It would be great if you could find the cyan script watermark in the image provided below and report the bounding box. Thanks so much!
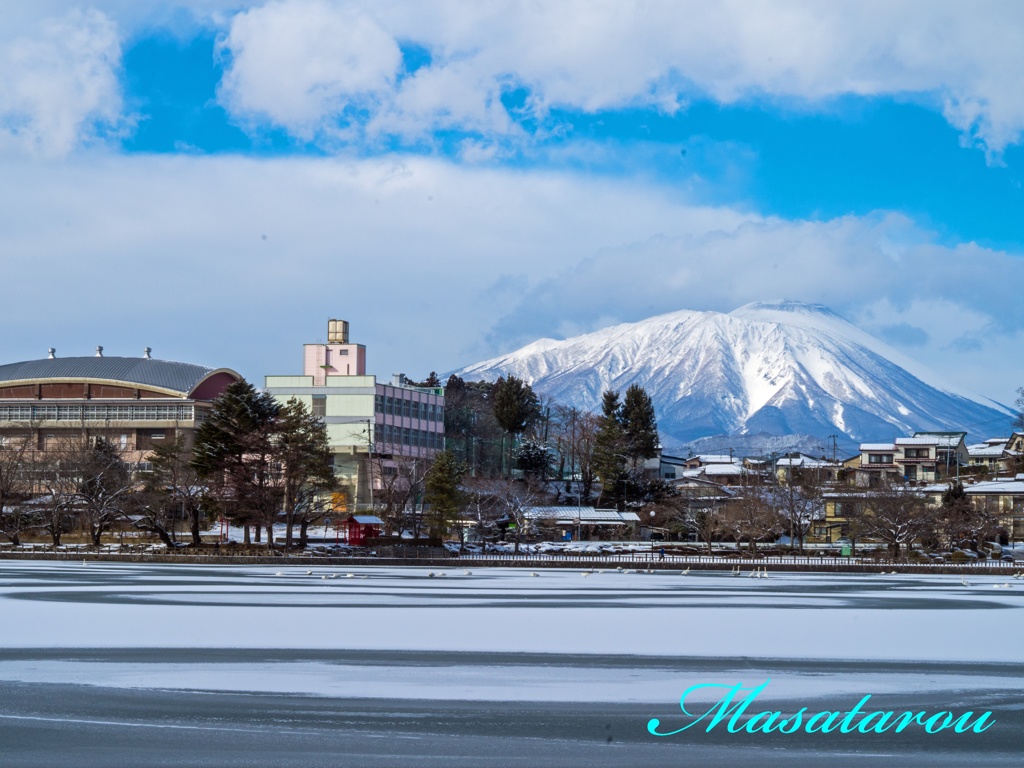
[648,680,994,736]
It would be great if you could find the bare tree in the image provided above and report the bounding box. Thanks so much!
[720,481,781,555]
[123,482,180,547]
[939,481,997,552]
[372,453,428,537]
[0,432,36,547]
[551,406,600,504]
[73,436,135,547]
[775,469,824,553]
[35,450,78,548]
[861,482,935,558]
[467,476,542,554]
[139,435,206,547]
[665,483,729,554]
[0,498,36,548]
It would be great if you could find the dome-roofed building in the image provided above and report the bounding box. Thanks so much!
[0,346,241,461]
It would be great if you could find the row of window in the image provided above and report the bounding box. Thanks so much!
[376,423,444,450]
[374,394,442,422]
[866,450,936,464]
[902,448,932,459]
[0,404,195,422]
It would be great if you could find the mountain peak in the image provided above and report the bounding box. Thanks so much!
[454,303,1011,446]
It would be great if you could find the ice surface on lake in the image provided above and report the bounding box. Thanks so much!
[1,562,1023,669]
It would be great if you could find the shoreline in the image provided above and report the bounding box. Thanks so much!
[0,549,1019,575]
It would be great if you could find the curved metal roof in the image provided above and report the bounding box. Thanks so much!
[0,357,234,397]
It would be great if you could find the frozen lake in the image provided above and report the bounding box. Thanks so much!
[0,561,1021,766]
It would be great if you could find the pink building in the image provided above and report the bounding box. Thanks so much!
[266,320,444,511]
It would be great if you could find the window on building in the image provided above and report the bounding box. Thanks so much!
[312,395,327,418]
[868,454,893,464]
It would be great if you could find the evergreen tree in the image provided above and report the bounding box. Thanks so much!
[593,391,628,508]
[276,398,337,550]
[443,376,505,478]
[192,380,281,545]
[513,440,553,479]
[492,375,541,478]
[620,384,659,462]
[492,375,541,435]
[423,450,466,540]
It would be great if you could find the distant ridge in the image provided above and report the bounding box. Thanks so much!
[454,302,1012,446]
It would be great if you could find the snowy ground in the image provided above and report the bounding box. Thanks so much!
[0,562,1021,767]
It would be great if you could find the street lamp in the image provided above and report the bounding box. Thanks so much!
[650,509,656,560]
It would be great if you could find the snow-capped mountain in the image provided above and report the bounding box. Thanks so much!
[455,302,1013,447]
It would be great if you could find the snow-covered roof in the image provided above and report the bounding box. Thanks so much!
[522,507,638,524]
[967,444,1006,458]
[702,464,745,475]
[349,515,385,525]
[776,456,837,468]
[963,479,1024,495]
[693,454,739,464]
[985,438,1010,446]
[912,432,965,447]
[860,443,896,451]
[895,437,939,446]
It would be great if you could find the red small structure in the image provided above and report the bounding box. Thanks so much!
[345,515,384,546]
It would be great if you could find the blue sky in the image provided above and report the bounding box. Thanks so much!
[2,1,1024,404]
[120,29,1024,251]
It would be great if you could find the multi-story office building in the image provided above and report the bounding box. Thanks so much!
[265,320,445,511]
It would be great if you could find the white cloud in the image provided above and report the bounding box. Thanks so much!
[206,0,1024,154]
[0,9,124,156]
[1,150,1021,402]
[5,2,1024,153]
[0,153,743,390]
[217,0,402,138]
[488,211,1024,402]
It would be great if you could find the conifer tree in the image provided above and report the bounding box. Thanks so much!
[593,391,627,508]
[492,375,541,435]
[423,450,466,540]
[492,375,541,477]
[276,398,337,550]
[192,380,281,545]
[621,384,659,462]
